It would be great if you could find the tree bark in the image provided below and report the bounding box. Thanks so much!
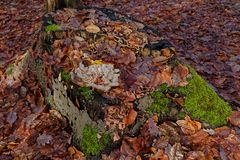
[46,0,80,12]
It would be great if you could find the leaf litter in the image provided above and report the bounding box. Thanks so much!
[0,1,240,159]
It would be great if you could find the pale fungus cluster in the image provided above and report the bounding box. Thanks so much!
[72,62,120,92]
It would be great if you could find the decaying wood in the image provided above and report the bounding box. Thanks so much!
[46,0,80,12]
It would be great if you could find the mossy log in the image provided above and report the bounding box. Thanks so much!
[37,6,232,156]
[142,67,232,127]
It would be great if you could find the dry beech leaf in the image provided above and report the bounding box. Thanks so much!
[125,137,144,153]
[167,143,184,160]
[176,115,201,135]
[6,111,17,125]
[172,64,189,87]
[68,146,85,159]
[161,48,172,57]
[113,132,121,142]
[228,111,240,127]
[186,151,205,160]
[36,133,53,146]
[85,24,101,33]
[188,130,209,144]
[149,149,169,160]
[7,142,19,150]
[149,66,172,88]
[124,109,137,126]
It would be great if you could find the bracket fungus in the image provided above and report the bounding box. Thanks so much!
[71,62,120,92]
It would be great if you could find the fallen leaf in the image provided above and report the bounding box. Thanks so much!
[7,142,19,150]
[161,48,172,57]
[124,109,137,125]
[68,146,85,159]
[149,149,169,160]
[6,111,17,125]
[166,143,184,160]
[36,133,53,146]
[188,130,209,144]
[228,111,240,127]
[176,115,201,135]
[172,64,189,87]
[186,151,205,160]
[85,24,100,33]
[149,66,172,88]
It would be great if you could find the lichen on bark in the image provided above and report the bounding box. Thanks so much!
[48,78,108,155]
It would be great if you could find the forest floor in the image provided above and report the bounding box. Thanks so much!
[0,0,240,159]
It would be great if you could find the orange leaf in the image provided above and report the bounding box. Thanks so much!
[176,115,201,135]
[124,109,137,125]
[228,111,240,127]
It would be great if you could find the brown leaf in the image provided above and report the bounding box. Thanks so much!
[186,151,205,160]
[124,109,137,126]
[7,142,19,150]
[149,149,169,160]
[167,143,183,160]
[148,118,160,136]
[228,111,240,127]
[68,146,85,160]
[172,64,189,87]
[214,126,233,138]
[161,48,172,57]
[149,66,172,88]
[176,115,201,135]
[36,133,53,146]
[125,137,145,153]
[188,130,209,144]
[6,111,17,125]
[85,24,100,33]
[120,140,136,158]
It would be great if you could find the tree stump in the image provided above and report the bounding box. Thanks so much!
[46,0,80,12]
[39,7,232,156]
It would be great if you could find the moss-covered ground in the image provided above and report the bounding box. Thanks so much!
[147,88,171,115]
[178,67,232,126]
[81,125,110,156]
[147,66,232,127]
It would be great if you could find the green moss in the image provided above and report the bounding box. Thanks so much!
[61,70,71,82]
[177,112,186,120]
[178,67,232,127]
[45,21,61,32]
[81,125,109,156]
[6,63,14,75]
[147,88,171,114]
[78,86,94,100]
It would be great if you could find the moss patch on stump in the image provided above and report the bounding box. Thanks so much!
[146,66,232,127]
[81,125,110,156]
[179,67,232,127]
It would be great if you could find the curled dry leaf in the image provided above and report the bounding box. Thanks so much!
[36,133,53,146]
[186,151,205,160]
[68,146,86,160]
[161,48,172,57]
[176,115,201,135]
[85,24,101,33]
[188,130,209,144]
[149,66,172,88]
[228,111,240,127]
[172,64,189,87]
[120,140,136,158]
[167,143,184,160]
[6,111,17,125]
[124,109,137,126]
[149,149,169,160]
